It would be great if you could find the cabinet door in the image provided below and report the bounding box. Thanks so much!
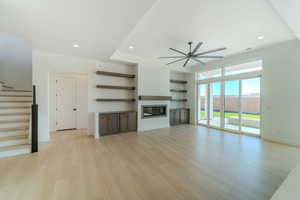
[170,110,175,126]
[174,110,181,125]
[99,115,110,136]
[128,112,137,132]
[109,113,120,134]
[186,109,190,124]
[120,113,129,132]
[180,109,187,124]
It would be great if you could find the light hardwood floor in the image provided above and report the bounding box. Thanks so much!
[0,125,299,200]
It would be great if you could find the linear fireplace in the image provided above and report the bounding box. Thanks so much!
[142,105,167,119]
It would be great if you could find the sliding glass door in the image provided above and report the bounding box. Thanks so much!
[224,80,240,131]
[241,77,261,135]
[209,82,221,127]
[197,60,262,136]
[198,84,208,125]
[198,77,261,136]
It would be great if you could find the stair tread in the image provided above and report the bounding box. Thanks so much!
[0,95,32,97]
[0,101,32,103]
[0,106,31,109]
[0,135,28,141]
[0,144,30,152]
[0,112,31,116]
[0,89,32,92]
[0,126,29,132]
[0,119,30,123]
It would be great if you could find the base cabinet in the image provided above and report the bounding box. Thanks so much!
[99,111,137,136]
[170,108,190,126]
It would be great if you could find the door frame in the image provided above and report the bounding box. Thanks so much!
[52,72,88,132]
[55,76,77,131]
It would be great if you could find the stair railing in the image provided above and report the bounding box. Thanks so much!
[31,85,38,153]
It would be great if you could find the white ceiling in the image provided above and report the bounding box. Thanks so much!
[0,0,297,66]
[0,0,156,61]
[116,0,296,67]
[268,0,300,39]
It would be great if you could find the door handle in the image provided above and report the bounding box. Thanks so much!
[73,108,77,111]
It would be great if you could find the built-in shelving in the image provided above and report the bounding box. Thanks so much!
[95,70,136,104]
[96,85,135,90]
[170,89,187,93]
[96,98,135,102]
[171,99,187,102]
[170,79,187,84]
[96,71,135,78]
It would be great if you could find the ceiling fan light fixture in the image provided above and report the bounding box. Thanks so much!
[159,41,226,67]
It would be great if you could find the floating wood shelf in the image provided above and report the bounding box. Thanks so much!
[2,85,14,89]
[170,79,188,84]
[170,89,187,93]
[96,98,135,102]
[139,96,172,101]
[96,85,135,90]
[96,71,135,78]
[171,99,187,102]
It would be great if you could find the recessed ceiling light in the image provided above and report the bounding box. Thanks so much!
[129,46,134,50]
[258,35,264,40]
[73,44,79,48]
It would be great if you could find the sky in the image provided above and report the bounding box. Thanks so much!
[200,77,260,96]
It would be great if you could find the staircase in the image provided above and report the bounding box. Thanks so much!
[0,81,32,158]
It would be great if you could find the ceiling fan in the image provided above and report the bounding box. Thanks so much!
[159,42,226,67]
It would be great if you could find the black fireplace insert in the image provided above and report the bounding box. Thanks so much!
[142,105,167,118]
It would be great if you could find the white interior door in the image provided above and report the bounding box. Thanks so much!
[56,77,77,130]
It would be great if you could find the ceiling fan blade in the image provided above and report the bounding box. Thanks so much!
[159,56,186,59]
[183,57,191,67]
[166,57,187,65]
[195,47,227,56]
[169,48,187,56]
[191,57,205,65]
[191,42,203,55]
[196,55,224,59]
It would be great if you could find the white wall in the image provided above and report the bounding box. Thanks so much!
[33,50,135,141]
[186,73,197,125]
[190,39,300,147]
[0,35,32,89]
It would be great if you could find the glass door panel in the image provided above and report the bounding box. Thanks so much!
[241,78,261,135]
[209,82,221,127]
[198,84,208,124]
[224,80,240,131]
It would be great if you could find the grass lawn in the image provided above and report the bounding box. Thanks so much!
[200,111,260,119]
